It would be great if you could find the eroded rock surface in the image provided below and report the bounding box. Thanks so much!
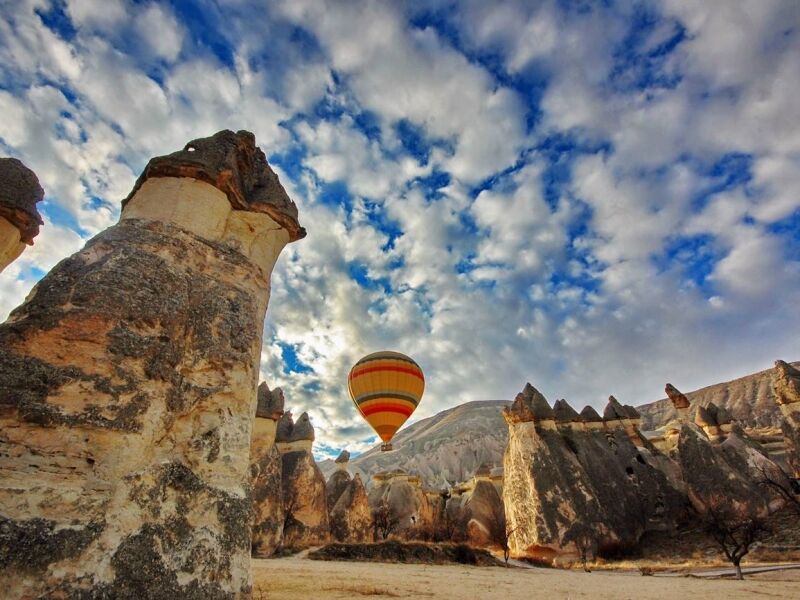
[329,473,373,543]
[278,412,330,549]
[445,469,505,547]
[0,130,302,598]
[0,157,44,271]
[772,359,800,477]
[368,470,435,538]
[502,385,686,560]
[251,382,285,558]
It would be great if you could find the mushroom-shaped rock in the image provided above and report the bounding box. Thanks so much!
[0,130,302,597]
[665,383,690,410]
[256,381,285,420]
[123,129,305,241]
[553,399,581,423]
[714,405,733,426]
[474,463,492,478]
[335,450,351,464]
[0,157,44,271]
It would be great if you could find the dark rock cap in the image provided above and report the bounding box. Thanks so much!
[503,382,555,423]
[289,411,314,442]
[474,463,492,477]
[665,383,690,409]
[0,157,44,243]
[275,411,294,443]
[695,404,717,428]
[335,450,350,464]
[603,395,626,420]
[624,404,641,420]
[255,382,284,420]
[579,405,603,422]
[773,360,800,406]
[123,130,305,241]
[553,399,581,423]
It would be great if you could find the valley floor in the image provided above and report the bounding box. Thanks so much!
[252,557,799,599]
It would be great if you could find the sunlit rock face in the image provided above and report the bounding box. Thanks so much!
[773,359,800,478]
[251,382,285,558]
[277,412,330,549]
[502,384,686,560]
[0,157,44,272]
[0,130,303,598]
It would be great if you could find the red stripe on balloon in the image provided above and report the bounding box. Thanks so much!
[360,403,414,417]
[349,365,424,381]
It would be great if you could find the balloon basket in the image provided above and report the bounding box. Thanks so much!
[380,443,393,452]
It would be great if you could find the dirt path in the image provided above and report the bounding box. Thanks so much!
[252,557,799,599]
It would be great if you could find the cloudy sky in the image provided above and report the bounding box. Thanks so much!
[1,0,799,458]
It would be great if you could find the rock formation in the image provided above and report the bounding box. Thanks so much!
[277,412,330,549]
[326,450,353,512]
[502,384,686,560]
[0,130,303,598]
[0,157,44,272]
[251,382,285,557]
[368,470,435,538]
[328,471,373,543]
[444,464,505,547]
[676,421,788,514]
[772,359,800,477]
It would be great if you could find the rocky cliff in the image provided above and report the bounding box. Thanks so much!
[0,130,303,598]
[638,362,800,430]
[502,384,686,560]
[0,157,43,271]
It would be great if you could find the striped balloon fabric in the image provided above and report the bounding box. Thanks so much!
[347,351,425,450]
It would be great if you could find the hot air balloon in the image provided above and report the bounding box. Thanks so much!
[347,351,425,451]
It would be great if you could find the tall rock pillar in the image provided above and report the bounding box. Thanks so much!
[0,157,44,272]
[0,130,304,598]
[773,360,800,478]
[251,382,286,557]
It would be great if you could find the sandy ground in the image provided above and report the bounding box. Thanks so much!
[252,557,799,599]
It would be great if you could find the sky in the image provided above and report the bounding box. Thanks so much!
[1,0,799,459]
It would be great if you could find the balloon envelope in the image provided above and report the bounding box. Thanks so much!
[348,351,424,445]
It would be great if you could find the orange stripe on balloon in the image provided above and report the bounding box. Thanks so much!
[361,403,414,417]
[349,365,424,381]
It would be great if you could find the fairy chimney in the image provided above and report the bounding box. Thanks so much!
[0,157,44,272]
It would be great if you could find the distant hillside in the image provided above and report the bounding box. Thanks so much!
[637,361,799,430]
[319,400,510,488]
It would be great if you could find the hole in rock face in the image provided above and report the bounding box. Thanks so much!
[187,146,196,152]
[625,466,634,476]
[635,454,646,465]
[86,457,95,465]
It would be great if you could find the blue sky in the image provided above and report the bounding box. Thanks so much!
[1,0,799,459]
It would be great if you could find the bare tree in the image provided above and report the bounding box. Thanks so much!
[485,501,517,567]
[372,498,400,541]
[561,522,598,572]
[703,503,771,580]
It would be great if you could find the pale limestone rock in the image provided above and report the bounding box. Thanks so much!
[368,470,435,538]
[0,130,303,598]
